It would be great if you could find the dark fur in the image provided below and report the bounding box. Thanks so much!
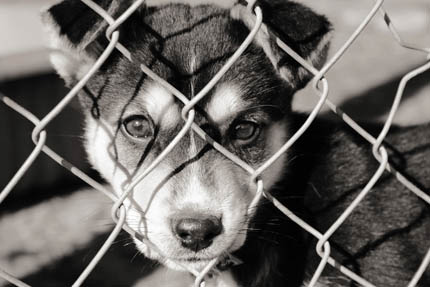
[45,1,430,286]
[234,118,430,286]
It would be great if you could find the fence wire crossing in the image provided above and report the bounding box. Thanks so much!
[1,0,430,286]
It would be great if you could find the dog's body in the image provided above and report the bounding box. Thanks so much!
[253,118,430,287]
[43,0,430,286]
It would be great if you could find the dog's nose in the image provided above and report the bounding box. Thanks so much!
[173,216,222,252]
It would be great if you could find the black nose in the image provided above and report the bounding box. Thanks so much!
[173,216,222,252]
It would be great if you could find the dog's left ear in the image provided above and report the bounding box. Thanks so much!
[231,0,332,90]
[42,0,133,85]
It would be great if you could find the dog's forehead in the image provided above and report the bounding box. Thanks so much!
[129,4,247,79]
[86,4,286,127]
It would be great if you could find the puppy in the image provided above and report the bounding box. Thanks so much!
[43,0,430,286]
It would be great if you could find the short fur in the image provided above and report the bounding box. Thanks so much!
[43,1,430,286]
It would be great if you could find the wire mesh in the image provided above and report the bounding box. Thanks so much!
[1,0,429,286]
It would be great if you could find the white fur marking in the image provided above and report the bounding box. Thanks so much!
[42,10,96,82]
[260,122,288,188]
[85,117,128,184]
[144,84,179,129]
[190,54,197,76]
[207,85,244,124]
[183,131,213,209]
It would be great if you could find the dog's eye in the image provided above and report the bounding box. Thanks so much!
[231,121,260,143]
[122,115,153,140]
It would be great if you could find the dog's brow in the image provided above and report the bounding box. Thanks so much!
[206,84,244,124]
[143,83,180,128]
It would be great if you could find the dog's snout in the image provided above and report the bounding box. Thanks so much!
[173,216,222,252]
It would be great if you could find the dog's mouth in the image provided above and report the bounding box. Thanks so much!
[170,255,216,265]
[182,257,207,262]
[169,253,243,272]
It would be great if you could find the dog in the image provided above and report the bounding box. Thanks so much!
[43,0,430,286]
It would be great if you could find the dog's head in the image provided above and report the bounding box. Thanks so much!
[43,0,330,271]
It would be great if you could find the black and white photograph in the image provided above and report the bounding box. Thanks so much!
[1,0,429,286]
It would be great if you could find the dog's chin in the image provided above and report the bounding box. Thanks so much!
[164,258,216,272]
[132,239,209,271]
[133,232,247,272]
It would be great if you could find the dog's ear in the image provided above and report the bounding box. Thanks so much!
[42,0,133,85]
[231,0,331,90]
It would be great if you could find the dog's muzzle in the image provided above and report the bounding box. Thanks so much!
[172,215,223,252]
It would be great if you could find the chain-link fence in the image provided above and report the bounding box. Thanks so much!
[1,0,429,286]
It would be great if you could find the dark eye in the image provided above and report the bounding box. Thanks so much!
[122,115,153,140]
[231,121,260,143]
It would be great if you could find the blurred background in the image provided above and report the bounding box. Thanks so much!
[0,0,429,286]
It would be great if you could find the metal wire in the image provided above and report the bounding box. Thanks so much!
[1,0,429,286]
[71,206,127,287]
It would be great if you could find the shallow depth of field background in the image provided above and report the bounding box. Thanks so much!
[0,0,429,286]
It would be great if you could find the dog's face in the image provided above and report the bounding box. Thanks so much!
[44,0,330,271]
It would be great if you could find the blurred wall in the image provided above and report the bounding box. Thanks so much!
[0,73,92,203]
[0,0,91,203]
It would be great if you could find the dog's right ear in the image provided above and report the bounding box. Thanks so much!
[42,0,132,85]
[231,0,332,91]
